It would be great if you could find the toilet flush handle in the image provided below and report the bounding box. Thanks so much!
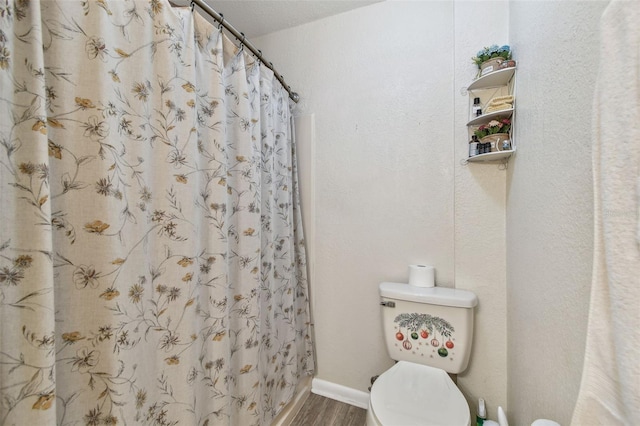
[380,301,396,308]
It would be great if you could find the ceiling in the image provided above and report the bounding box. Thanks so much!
[176,0,381,38]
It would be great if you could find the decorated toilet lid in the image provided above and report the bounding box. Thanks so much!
[370,361,470,426]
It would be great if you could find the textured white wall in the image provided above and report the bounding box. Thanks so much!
[453,1,509,417]
[506,1,608,424]
[255,0,511,414]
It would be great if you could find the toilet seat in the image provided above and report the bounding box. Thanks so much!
[369,361,470,426]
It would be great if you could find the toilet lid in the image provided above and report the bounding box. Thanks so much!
[370,361,470,426]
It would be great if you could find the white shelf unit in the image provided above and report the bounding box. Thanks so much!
[467,149,515,163]
[466,67,516,163]
[467,67,515,91]
[467,107,514,127]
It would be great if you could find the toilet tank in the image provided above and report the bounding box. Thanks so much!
[379,282,478,374]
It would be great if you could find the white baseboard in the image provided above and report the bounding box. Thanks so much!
[311,378,370,409]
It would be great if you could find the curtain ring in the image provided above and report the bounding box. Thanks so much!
[190,1,194,12]
[218,13,224,30]
[238,32,245,50]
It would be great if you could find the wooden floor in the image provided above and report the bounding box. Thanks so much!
[290,393,367,426]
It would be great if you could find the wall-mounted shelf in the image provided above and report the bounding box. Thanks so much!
[467,67,516,91]
[465,66,516,164]
[467,107,514,127]
[467,149,515,163]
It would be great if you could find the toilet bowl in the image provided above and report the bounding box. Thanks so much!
[368,282,478,426]
[366,361,470,426]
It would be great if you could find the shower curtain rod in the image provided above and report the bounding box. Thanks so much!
[189,0,300,103]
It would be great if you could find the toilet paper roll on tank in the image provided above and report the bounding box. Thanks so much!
[408,264,435,287]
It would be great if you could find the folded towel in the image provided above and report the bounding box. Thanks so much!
[485,103,513,113]
[488,95,514,106]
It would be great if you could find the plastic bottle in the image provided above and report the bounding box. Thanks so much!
[469,135,479,157]
[476,398,486,426]
[472,97,482,119]
[497,406,508,426]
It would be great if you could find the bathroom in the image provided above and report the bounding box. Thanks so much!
[250,0,630,424]
[0,0,636,425]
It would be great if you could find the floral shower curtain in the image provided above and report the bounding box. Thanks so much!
[0,1,314,425]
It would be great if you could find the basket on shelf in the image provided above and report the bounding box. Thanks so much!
[480,133,511,152]
[479,57,505,76]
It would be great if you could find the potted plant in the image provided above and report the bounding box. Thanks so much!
[474,119,512,151]
[472,45,513,77]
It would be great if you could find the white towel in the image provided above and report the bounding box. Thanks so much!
[571,1,640,425]
[487,95,514,106]
[637,176,640,244]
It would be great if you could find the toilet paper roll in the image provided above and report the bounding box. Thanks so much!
[408,264,435,288]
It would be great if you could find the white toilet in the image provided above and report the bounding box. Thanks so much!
[366,282,478,426]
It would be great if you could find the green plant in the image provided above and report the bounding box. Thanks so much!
[474,118,511,139]
[472,45,511,68]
